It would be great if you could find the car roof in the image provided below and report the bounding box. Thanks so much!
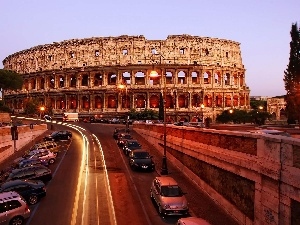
[132,149,148,153]
[155,176,178,186]
[11,165,48,173]
[178,217,211,225]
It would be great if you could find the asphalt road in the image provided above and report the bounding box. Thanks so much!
[0,121,239,225]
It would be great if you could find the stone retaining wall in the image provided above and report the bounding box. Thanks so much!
[0,124,47,163]
[133,123,300,225]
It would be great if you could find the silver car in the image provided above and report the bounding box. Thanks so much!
[150,176,189,216]
[14,149,56,165]
[0,191,31,225]
[177,217,211,225]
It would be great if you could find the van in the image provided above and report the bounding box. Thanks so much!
[0,191,31,225]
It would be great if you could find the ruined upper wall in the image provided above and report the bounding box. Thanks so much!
[3,34,244,74]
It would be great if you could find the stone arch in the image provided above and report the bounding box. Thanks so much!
[166,71,173,84]
[81,74,89,86]
[224,73,230,85]
[57,97,65,109]
[233,73,238,85]
[59,75,65,88]
[214,71,221,84]
[177,71,186,84]
[40,77,45,90]
[192,93,201,107]
[149,94,159,108]
[203,71,211,84]
[49,76,55,89]
[108,72,117,85]
[121,95,130,108]
[30,78,36,90]
[69,96,77,109]
[178,94,188,108]
[122,71,131,84]
[135,94,146,108]
[239,74,244,86]
[94,95,103,109]
[280,108,287,120]
[191,71,199,84]
[233,95,239,106]
[225,94,231,107]
[215,94,222,107]
[166,94,174,108]
[82,96,89,109]
[94,73,103,86]
[107,95,117,108]
[135,71,145,85]
[23,79,29,90]
[240,95,245,106]
[70,75,76,87]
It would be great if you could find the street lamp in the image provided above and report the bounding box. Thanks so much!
[39,106,45,124]
[200,103,205,122]
[150,69,168,175]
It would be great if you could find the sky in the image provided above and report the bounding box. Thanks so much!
[0,0,299,97]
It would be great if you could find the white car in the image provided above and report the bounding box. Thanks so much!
[14,148,56,165]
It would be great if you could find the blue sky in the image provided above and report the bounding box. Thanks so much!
[0,0,299,97]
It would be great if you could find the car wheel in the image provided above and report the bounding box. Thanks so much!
[49,158,55,164]
[9,216,24,225]
[28,194,38,205]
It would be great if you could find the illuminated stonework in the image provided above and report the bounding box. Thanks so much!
[3,34,250,121]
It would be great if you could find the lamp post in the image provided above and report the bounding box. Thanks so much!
[118,83,129,133]
[150,69,168,175]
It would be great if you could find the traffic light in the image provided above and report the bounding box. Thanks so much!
[11,126,18,140]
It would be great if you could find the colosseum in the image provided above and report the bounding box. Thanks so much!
[2,34,250,122]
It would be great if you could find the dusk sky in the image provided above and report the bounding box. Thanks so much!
[0,0,298,97]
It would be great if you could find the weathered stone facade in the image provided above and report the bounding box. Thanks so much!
[2,35,250,120]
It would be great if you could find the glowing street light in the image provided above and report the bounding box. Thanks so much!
[40,106,45,124]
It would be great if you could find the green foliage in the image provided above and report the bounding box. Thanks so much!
[250,100,267,110]
[24,98,40,116]
[128,109,158,120]
[0,100,12,113]
[0,69,23,91]
[216,109,271,125]
[283,22,300,124]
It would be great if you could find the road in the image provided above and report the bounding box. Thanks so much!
[1,120,239,225]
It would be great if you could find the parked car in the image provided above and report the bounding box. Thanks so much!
[150,176,189,216]
[44,130,72,141]
[30,141,59,156]
[6,166,52,183]
[43,115,52,121]
[117,133,133,148]
[0,191,31,225]
[0,179,46,205]
[128,150,155,171]
[113,128,129,140]
[18,158,49,169]
[123,139,142,156]
[177,217,211,225]
[248,129,291,137]
[14,149,56,165]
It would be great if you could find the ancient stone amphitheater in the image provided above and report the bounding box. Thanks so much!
[2,34,250,121]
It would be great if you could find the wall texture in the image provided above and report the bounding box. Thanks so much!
[0,124,47,163]
[133,123,300,225]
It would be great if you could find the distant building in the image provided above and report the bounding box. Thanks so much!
[267,96,287,121]
[250,96,269,101]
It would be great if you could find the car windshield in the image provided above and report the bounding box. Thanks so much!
[161,185,182,197]
[133,152,149,158]
[128,142,140,147]
[51,131,59,136]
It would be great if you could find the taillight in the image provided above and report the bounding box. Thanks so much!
[25,204,30,212]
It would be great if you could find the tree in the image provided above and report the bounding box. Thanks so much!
[283,22,300,124]
[0,69,23,93]
[158,92,164,121]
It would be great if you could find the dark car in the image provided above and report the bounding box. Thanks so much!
[117,133,133,148]
[0,179,46,205]
[6,166,52,183]
[44,130,72,141]
[128,150,155,171]
[18,158,49,169]
[123,139,142,156]
[113,128,129,140]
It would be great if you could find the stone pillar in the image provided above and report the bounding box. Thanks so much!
[131,70,135,85]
